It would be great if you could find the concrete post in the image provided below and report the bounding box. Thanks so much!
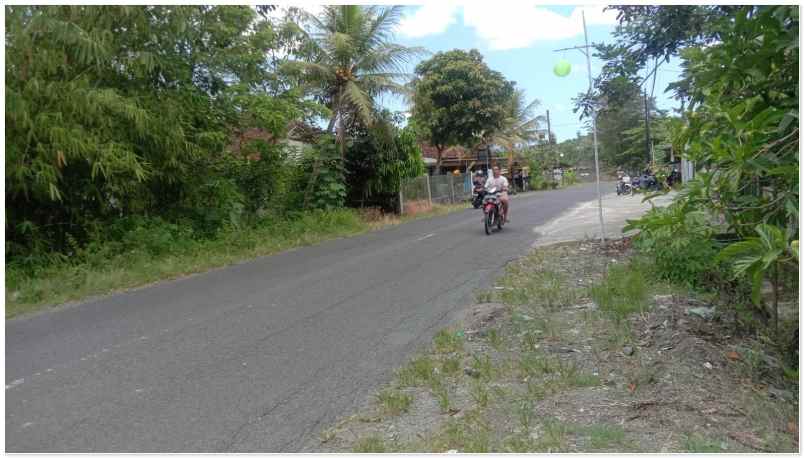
[426,174,432,209]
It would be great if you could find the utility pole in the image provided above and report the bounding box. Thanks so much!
[546,109,555,169]
[644,89,652,166]
[583,11,606,246]
[553,11,606,246]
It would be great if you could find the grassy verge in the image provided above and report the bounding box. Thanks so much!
[316,240,798,453]
[6,203,467,318]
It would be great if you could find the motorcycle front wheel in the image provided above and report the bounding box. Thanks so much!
[485,212,493,235]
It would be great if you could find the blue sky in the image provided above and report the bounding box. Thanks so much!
[378,4,684,142]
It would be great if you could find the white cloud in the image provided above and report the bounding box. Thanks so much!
[463,4,617,50]
[397,4,461,38]
[398,4,617,50]
[267,4,618,52]
[570,5,619,28]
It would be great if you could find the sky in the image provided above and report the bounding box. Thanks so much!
[277,4,685,143]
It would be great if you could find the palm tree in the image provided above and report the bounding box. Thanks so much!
[486,89,545,177]
[291,5,426,158]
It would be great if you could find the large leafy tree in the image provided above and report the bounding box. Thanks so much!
[411,49,516,174]
[288,5,425,157]
[5,6,303,256]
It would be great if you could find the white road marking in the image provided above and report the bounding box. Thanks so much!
[21,422,34,429]
[416,233,436,241]
[6,379,24,390]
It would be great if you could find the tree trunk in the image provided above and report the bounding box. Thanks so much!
[435,146,444,175]
[507,150,513,182]
[333,87,346,160]
[327,113,337,133]
[337,114,345,160]
[774,262,780,337]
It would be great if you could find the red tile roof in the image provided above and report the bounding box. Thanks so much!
[419,144,476,160]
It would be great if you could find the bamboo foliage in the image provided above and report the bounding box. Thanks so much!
[5,6,306,257]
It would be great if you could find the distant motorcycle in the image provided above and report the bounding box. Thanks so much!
[633,173,660,192]
[481,187,505,235]
[616,175,633,195]
[642,174,660,191]
[471,182,486,209]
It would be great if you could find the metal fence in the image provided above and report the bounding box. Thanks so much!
[399,173,473,215]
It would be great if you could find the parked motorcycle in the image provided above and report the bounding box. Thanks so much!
[631,173,660,192]
[616,175,633,195]
[482,187,505,235]
[640,173,660,191]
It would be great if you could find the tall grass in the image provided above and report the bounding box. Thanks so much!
[589,263,650,321]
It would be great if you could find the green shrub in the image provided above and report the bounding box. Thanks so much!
[562,169,578,186]
[529,174,547,190]
[298,137,346,211]
[625,202,719,289]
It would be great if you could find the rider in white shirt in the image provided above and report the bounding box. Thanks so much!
[484,166,510,222]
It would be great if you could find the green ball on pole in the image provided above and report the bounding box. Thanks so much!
[553,59,572,77]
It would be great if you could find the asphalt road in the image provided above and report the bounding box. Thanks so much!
[6,183,611,452]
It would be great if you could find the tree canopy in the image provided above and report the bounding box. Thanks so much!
[411,49,516,172]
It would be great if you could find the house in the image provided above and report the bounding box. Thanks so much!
[228,121,324,161]
[419,143,528,178]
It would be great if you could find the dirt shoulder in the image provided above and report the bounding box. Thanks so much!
[305,239,799,453]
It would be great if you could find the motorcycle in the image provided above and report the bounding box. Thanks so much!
[616,175,633,195]
[482,187,505,235]
[637,173,660,191]
[471,182,486,209]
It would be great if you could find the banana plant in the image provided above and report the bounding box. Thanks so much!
[716,223,796,333]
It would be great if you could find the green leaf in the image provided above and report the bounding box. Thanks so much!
[779,111,798,132]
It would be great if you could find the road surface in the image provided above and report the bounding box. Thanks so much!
[6,183,613,452]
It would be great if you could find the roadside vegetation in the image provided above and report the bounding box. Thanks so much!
[312,240,797,453]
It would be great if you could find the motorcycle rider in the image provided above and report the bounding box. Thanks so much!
[473,170,485,187]
[472,170,486,208]
[485,166,510,222]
